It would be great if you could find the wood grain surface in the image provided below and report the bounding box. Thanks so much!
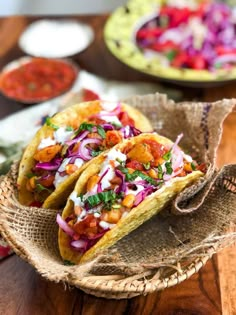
[0,16,235,315]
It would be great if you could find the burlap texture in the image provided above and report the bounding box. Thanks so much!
[0,93,235,298]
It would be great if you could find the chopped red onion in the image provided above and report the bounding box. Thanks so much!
[56,213,74,237]
[101,123,115,130]
[70,239,88,252]
[172,133,183,153]
[35,157,63,171]
[171,147,184,171]
[66,130,89,146]
[79,138,102,161]
[97,168,109,193]
[114,169,126,193]
[133,187,153,207]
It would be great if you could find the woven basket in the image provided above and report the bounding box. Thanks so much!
[0,93,236,299]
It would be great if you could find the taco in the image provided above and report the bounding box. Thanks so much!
[57,133,204,264]
[17,100,152,209]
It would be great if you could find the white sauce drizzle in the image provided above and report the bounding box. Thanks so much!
[53,127,73,144]
[37,137,56,150]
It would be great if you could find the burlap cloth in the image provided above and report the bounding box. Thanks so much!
[0,93,236,299]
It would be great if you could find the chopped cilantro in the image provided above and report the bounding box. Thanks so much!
[91,150,103,157]
[165,161,173,175]
[162,150,171,161]
[143,162,150,170]
[77,122,94,134]
[86,191,119,208]
[117,158,125,167]
[66,126,74,131]
[97,126,106,139]
[191,162,196,171]
[157,165,163,179]
[118,166,158,186]
[76,123,106,139]
[45,117,59,130]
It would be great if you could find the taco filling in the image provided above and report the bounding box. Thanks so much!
[25,102,142,206]
[57,133,205,260]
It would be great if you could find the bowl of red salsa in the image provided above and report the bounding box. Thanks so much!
[0,57,78,103]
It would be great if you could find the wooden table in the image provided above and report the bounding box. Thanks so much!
[0,16,235,315]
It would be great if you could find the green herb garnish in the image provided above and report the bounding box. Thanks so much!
[97,126,106,139]
[77,122,94,134]
[66,126,74,131]
[191,162,196,171]
[117,159,126,167]
[76,123,106,139]
[143,162,150,170]
[165,161,173,175]
[118,166,158,186]
[91,150,103,157]
[86,191,120,208]
[162,150,171,161]
[45,117,59,130]
[157,165,163,179]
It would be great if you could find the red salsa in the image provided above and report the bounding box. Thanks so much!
[0,58,77,102]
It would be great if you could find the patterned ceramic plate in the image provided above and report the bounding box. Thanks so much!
[104,0,236,86]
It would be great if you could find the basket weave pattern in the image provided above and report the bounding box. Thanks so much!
[0,94,236,299]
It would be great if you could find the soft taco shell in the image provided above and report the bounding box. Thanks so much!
[59,133,203,264]
[17,100,152,208]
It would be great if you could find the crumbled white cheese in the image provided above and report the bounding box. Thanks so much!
[53,127,74,144]
[93,212,101,218]
[38,137,56,150]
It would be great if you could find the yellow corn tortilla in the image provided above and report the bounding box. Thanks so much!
[58,133,203,264]
[17,100,152,208]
